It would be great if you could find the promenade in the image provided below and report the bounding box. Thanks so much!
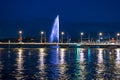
[0,42,119,48]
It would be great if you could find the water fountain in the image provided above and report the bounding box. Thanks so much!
[50,15,59,43]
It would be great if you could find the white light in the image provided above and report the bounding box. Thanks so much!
[41,31,44,35]
[80,32,84,36]
[99,32,102,36]
[19,30,22,34]
[117,33,120,36]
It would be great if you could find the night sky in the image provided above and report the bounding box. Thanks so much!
[0,0,120,38]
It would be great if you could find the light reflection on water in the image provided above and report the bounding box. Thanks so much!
[16,48,24,80]
[0,48,120,79]
[98,48,103,63]
[38,48,46,80]
[115,49,120,79]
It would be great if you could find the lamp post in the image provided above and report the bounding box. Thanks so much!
[88,33,90,43]
[99,32,102,43]
[40,31,44,43]
[19,30,22,43]
[108,33,110,43]
[61,32,64,43]
[117,33,120,43]
[44,32,46,43]
[80,32,84,43]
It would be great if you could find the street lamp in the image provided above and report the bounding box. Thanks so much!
[80,32,84,43]
[99,32,102,43]
[61,32,64,43]
[88,33,90,43]
[44,32,46,43]
[108,33,110,43]
[19,30,22,43]
[117,33,120,43]
[40,31,44,43]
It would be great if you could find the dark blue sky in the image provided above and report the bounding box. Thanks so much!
[0,0,120,38]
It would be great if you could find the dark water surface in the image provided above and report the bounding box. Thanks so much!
[0,48,120,80]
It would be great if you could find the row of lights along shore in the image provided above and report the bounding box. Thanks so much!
[18,30,65,43]
[18,30,120,43]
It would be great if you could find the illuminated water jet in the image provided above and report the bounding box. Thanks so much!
[50,15,59,43]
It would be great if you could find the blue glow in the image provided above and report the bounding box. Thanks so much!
[50,15,59,43]
[88,48,91,62]
[76,48,80,62]
[50,49,59,64]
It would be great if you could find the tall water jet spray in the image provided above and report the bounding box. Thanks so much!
[50,15,59,43]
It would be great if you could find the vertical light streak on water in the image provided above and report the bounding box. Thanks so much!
[73,48,86,80]
[38,48,46,79]
[76,48,80,62]
[38,48,45,68]
[116,49,120,61]
[72,48,80,80]
[59,48,65,64]
[76,48,85,63]
[56,48,59,64]
[96,49,104,79]
[79,48,85,79]
[88,48,91,62]
[98,49,103,63]
[59,48,67,78]
[80,48,85,63]
[0,49,3,79]
[76,48,86,79]
[50,48,59,64]
[16,48,24,80]
[48,48,60,79]
[114,49,120,79]
[115,49,120,68]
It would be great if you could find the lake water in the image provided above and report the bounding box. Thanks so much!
[0,48,120,80]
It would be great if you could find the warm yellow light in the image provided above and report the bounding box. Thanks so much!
[60,48,66,52]
[61,32,64,35]
[39,48,45,53]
